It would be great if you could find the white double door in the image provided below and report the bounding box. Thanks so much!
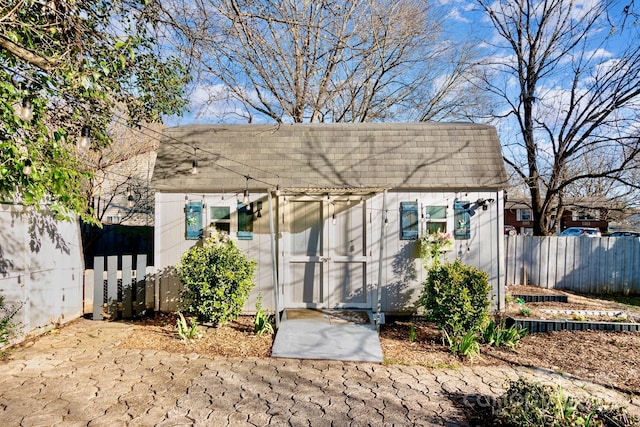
[284,199,369,309]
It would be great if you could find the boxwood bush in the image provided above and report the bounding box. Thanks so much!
[177,232,256,326]
[419,259,490,342]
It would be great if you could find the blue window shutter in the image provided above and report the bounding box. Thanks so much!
[185,201,203,240]
[400,201,419,240]
[454,201,471,240]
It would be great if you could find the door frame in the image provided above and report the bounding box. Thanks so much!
[281,195,371,309]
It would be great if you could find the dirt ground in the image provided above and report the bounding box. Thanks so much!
[119,288,640,396]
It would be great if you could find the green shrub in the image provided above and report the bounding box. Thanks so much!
[419,260,491,342]
[0,295,22,348]
[177,231,256,326]
[497,378,638,426]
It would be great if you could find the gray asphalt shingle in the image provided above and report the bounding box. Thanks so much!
[151,122,508,193]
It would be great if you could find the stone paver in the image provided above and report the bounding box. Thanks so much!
[0,319,638,426]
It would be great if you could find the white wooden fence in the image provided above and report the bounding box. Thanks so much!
[84,255,155,320]
[505,235,640,294]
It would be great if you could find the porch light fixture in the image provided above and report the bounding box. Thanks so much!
[126,186,134,208]
[476,198,495,210]
[275,185,281,197]
[256,201,263,218]
[242,176,250,206]
[23,159,32,176]
[78,126,91,150]
[191,147,199,174]
[332,213,337,225]
[20,98,33,121]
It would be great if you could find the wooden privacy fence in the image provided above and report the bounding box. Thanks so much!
[87,254,154,320]
[505,235,640,294]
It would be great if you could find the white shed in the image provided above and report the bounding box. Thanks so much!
[151,123,509,316]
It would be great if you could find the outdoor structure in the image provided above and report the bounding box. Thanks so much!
[151,123,509,316]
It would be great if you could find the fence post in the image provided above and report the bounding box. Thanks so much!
[93,256,104,320]
[122,255,133,318]
[107,256,118,319]
[136,254,147,316]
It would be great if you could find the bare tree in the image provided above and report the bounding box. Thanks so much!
[84,120,161,226]
[160,0,487,123]
[476,0,640,235]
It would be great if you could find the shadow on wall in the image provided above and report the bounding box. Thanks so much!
[384,241,419,313]
[0,204,71,277]
[158,265,182,312]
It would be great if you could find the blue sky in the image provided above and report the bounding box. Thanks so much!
[165,0,639,129]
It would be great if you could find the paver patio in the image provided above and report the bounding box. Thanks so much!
[0,319,637,426]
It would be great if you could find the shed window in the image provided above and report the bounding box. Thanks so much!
[454,201,470,240]
[400,201,419,240]
[424,205,447,234]
[185,201,203,240]
[210,206,231,234]
[237,202,253,240]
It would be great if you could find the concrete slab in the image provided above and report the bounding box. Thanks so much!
[271,309,383,362]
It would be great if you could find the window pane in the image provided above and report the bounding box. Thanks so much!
[211,206,230,220]
[426,222,447,234]
[425,206,446,219]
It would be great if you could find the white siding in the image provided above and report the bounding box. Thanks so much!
[154,190,506,315]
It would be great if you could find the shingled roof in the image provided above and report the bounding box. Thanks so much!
[151,123,508,193]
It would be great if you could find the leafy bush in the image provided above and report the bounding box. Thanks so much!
[178,231,256,326]
[481,318,527,348]
[418,230,453,268]
[419,260,491,342]
[497,378,638,426]
[0,295,22,348]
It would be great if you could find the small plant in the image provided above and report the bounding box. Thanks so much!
[176,312,200,342]
[253,294,274,337]
[496,378,638,426]
[480,318,527,348]
[409,323,417,343]
[571,312,586,322]
[519,306,532,317]
[0,295,22,348]
[418,230,453,268]
[445,329,480,359]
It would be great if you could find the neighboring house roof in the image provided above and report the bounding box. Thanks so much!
[151,123,508,193]
[505,197,614,211]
